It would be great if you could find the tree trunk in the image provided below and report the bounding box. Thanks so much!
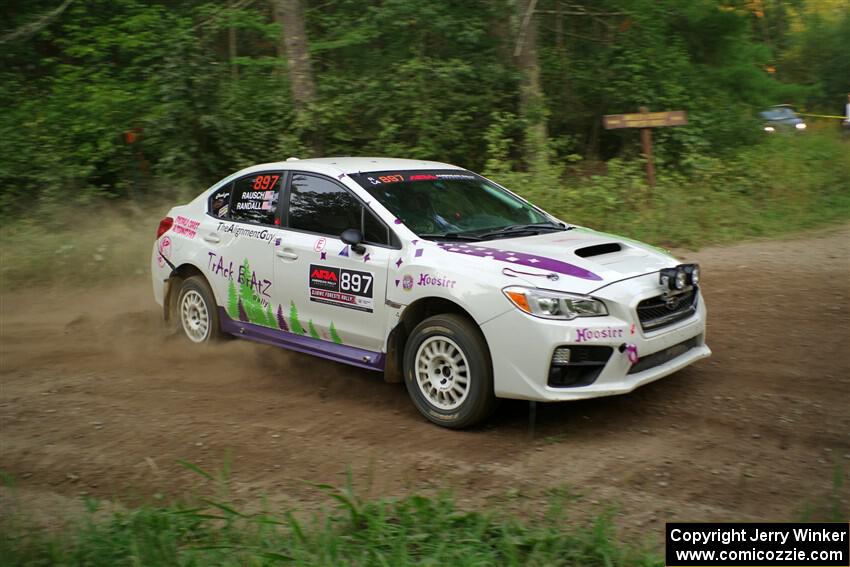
[228,9,238,79]
[515,0,548,170]
[273,0,315,113]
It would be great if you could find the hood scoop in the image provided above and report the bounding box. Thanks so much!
[575,242,622,258]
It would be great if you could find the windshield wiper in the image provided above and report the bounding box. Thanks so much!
[419,232,484,241]
[476,223,570,239]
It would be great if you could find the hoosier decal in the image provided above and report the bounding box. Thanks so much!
[308,264,374,313]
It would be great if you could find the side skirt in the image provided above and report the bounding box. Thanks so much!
[218,308,385,372]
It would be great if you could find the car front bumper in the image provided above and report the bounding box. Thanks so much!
[480,273,710,402]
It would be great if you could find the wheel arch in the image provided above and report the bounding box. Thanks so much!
[384,296,491,384]
[163,263,209,321]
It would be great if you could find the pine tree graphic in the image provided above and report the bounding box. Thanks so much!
[237,298,249,322]
[227,279,239,319]
[329,321,343,345]
[308,320,321,340]
[264,304,275,328]
[289,301,305,334]
[276,304,289,331]
[239,259,264,325]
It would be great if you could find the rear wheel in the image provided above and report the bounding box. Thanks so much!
[403,314,497,429]
[177,276,221,343]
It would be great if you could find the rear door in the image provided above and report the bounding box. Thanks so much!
[202,171,283,327]
[273,172,395,352]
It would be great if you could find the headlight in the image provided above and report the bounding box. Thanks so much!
[503,286,607,320]
[795,122,806,130]
[763,126,775,133]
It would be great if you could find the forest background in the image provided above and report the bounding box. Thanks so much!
[1,0,848,285]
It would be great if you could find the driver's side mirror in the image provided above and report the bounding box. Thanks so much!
[340,228,366,255]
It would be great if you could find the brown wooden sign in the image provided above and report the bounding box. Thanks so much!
[603,110,687,130]
[601,107,688,187]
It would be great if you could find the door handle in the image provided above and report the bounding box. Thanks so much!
[276,249,298,261]
[203,234,221,244]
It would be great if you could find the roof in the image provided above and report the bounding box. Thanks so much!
[248,156,464,176]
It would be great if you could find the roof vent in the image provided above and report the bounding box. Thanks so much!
[575,243,622,258]
[286,156,300,162]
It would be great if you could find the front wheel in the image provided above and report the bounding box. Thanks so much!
[403,314,497,429]
[177,276,221,344]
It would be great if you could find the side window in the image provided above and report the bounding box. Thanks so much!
[208,183,232,218]
[288,174,361,236]
[229,173,281,225]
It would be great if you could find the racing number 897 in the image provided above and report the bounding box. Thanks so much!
[341,272,373,296]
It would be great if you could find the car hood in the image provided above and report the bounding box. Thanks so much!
[434,227,677,295]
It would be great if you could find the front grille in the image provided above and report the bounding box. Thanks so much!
[636,287,698,331]
[627,336,700,375]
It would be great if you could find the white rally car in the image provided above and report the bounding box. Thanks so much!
[152,157,710,428]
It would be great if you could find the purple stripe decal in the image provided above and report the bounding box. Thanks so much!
[218,308,385,372]
[436,243,602,281]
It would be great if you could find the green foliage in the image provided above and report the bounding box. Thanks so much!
[780,9,850,113]
[485,129,850,249]
[0,0,846,215]
[0,484,660,566]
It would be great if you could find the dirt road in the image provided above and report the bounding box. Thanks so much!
[2,226,848,529]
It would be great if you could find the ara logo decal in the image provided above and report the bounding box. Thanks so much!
[310,268,339,284]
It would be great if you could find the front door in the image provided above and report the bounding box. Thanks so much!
[273,172,393,352]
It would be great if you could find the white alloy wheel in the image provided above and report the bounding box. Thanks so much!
[414,336,471,411]
[181,289,210,343]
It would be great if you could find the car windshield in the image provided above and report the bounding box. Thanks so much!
[349,170,554,239]
[761,107,797,120]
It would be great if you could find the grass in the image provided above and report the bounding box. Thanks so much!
[490,128,850,249]
[1,130,848,290]
[3,463,844,566]
[1,473,661,567]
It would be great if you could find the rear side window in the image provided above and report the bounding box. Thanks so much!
[209,184,232,218]
[229,173,281,225]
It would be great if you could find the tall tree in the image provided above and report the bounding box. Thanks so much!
[273,0,315,114]
[228,1,238,79]
[514,0,548,170]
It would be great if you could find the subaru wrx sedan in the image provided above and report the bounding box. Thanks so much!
[152,157,710,428]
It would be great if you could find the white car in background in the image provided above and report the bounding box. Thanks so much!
[152,157,710,428]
